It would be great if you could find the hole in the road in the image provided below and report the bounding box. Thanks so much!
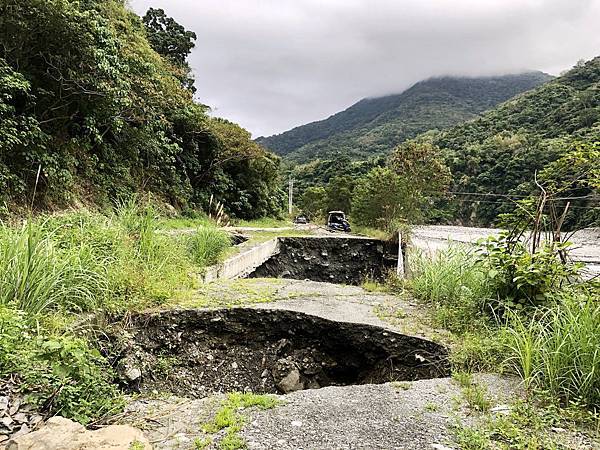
[110,308,449,397]
[248,237,399,284]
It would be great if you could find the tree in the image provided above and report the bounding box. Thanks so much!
[389,140,451,195]
[325,176,354,214]
[0,0,283,219]
[142,8,196,65]
[142,8,197,92]
[299,187,327,220]
[352,167,410,229]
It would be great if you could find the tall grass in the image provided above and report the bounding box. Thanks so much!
[0,222,107,315]
[188,225,232,267]
[409,245,493,333]
[503,290,600,408]
[0,199,233,315]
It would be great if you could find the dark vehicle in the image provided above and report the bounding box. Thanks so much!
[294,214,309,224]
[327,211,351,232]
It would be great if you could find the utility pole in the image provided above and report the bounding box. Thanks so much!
[288,177,294,215]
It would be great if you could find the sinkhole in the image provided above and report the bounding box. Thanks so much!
[110,308,449,397]
[248,236,399,284]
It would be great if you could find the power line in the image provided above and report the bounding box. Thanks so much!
[426,190,600,202]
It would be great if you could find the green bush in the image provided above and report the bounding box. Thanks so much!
[0,305,123,424]
[478,234,582,310]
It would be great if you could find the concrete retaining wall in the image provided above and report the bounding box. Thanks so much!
[201,238,280,283]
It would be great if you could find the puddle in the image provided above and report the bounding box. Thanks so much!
[109,308,449,397]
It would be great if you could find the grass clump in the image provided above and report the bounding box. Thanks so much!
[202,392,279,449]
[188,226,232,267]
[0,221,108,316]
[503,289,600,409]
[452,372,492,412]
[409,245,493,333]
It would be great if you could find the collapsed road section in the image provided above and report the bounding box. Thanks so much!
[248,236,398,284]
[110,308,449,397]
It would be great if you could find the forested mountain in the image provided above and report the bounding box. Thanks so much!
[0,1,283,219]
[433,57,600,227]
[257,73,552,163]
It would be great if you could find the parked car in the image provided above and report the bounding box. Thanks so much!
[327,211,351,232]
[294,214,309,224]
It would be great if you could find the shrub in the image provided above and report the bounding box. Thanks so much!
[478,234,582,311]
[0,305,123,424]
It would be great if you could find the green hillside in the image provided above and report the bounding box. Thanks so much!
[257,73,552,163]
[433,57,600,226]
[0,1,283,219]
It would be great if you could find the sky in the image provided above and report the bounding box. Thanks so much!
[129,0,600,138]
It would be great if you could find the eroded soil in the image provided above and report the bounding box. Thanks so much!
[109,307,449,398]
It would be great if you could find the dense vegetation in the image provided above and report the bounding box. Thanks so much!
[0,200,233,423]
[433,57,600,227]
[0,0,284,219]
[294,57,599,230]
[405,241,599,447]
[258,73,551,163]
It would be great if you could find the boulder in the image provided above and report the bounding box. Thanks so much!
[6,416,152,450]
[277,368,304,394]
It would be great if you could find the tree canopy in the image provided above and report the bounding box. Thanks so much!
[0,0,283,219]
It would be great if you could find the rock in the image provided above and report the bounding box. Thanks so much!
[8,399,20,417]
[11,424,29,439]
[125,366,142,382]
[1,417,13,428]
[6,416,152,449]
[29,415,43,426]
[277,369,304,394]
[12,413,27,424]
[275,339,291,355]
[0,397,9,414]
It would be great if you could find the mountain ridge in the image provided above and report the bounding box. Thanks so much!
[257,72,553,162]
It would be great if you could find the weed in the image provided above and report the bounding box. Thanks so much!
[0,305,123,424]
[454,399,599,450]
[202,392,279,449]
[452,372,492,412]
[193,437,212,449]
[425,402,439,412]
[408,245,492,333]
[392,381,412,391]
[188,226,232,267]
[453,425,490,450]
[450,332,506,373]
[129,440,146,450]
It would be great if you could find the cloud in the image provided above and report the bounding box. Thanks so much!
[129,0,600,137]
